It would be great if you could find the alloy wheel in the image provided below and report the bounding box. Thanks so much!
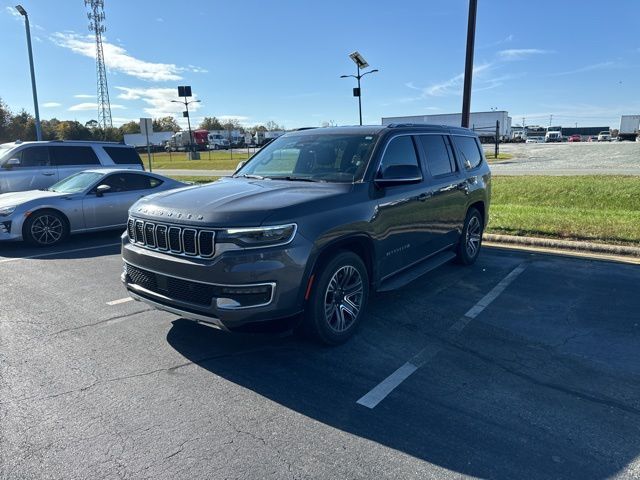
[324,265,364,333]
[30,214,64,245]
[465,215,482,258]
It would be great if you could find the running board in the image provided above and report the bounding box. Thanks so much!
[377,250,457,292]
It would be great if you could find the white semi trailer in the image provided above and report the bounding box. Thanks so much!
[619,115,640,141]
[381,111,512,142]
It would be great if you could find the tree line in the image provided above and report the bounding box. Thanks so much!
[0,97,285,144]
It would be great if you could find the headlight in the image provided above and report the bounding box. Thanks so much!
[217,223,297,248]
[0,205,16,217]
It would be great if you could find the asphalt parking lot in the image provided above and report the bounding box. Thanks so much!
[1,232,639,479]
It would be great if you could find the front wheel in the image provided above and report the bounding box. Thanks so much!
[456,208,483,265]
[303,251,369,345]
[23,210,69,247]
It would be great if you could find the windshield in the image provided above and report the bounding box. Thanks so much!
[236,133,377,183]
[49,171,104,193]
[0,144,17,165]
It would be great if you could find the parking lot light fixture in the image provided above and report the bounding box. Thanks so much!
[171,97,201,156]
[15,4,42,141]
[341,52,378,126]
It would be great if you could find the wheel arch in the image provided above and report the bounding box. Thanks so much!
[299,234,377,306]
[22,207,71,238]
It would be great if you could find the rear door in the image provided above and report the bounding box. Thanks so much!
[0,145,56,192]
[416,134,468,251]
[82,173,163,229]
[50,145,101,182]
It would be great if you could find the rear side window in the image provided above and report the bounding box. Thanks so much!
[102,173,162,192]
[103,147,143,166]
[452,135,482,170]
[379,136,420,170]
[418,135,456,177]
[50,146,100,166]
[17,146,50,167]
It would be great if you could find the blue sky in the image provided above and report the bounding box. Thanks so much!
[2,0,639,130]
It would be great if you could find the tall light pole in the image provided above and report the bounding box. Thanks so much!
[461,0,478,128]
[15,4,42,140]
[340,51,378,126]
[171,86,200,159]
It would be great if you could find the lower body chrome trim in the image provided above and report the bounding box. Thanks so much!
[126,283,229,331]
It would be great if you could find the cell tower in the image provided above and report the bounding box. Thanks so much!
[85,0,112,129]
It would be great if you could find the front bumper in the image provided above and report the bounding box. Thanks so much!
[0,218,23,241]
[121,232,312,329]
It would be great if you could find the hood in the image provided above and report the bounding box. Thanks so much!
[131,177,352,226]
[0,189,65,207]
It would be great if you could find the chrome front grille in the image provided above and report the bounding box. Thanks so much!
[127,217,215,258]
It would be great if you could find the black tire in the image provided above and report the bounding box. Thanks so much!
[456,208,483,265]
[23,210,69,247]
[302,251,369,345]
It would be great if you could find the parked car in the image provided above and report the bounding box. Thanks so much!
[122,125,491,344]
[0,140,144,194]
[526,136,544,144]
[568,134,581,142]
[587,136,598,142]
[0,169,185,247]
[597,131,611,142]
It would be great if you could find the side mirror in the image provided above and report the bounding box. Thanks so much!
[464,159,472,170]
[95,184,111,197]
[4,158,20,168]
[235,161,246,171]
[375,164,422,187]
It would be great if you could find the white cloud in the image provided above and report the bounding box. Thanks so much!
[74,94,94,99]
[415,63,494,97]
[115,86,202,124]
[550,61,617,76]
[5,6,21,19]
[51,32,186,81]
[68,102,126,111]
[479,34,513,49]
[42,102,62,108]
[497,48,551,60]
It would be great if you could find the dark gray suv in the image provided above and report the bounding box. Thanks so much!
[121,125,490,344]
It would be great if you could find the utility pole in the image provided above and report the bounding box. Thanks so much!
[461,0,478,128]
[549,114,553,126]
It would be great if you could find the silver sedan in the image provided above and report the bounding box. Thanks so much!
[0,169,186,246]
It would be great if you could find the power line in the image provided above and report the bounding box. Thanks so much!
[85,0,112,130]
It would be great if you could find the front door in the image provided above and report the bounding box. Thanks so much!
[372,135,432,279]
[82,173,151,230]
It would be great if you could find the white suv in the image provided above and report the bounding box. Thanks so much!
[0,140,144,194]
[597,131,611,142]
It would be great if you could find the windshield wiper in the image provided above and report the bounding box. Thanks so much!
[267,176,323,183]
[234,174,265,180]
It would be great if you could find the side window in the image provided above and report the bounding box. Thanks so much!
[379,136,420,172]
[418,135,456,177]
[50,146,100,166]
[17,146,50,167]
[103,147,143,166]
[102,173,158,192]
[452,135,482,170]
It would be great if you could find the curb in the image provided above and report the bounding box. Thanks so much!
[483,233,640,258]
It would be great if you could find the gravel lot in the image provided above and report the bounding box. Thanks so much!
[1,232,639,479]
[491,141,640,175]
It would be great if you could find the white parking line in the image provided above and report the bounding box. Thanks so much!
[357,263,527,409]
[0,243,121,264]
[106,297,133,306]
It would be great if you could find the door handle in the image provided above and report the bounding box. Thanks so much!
[417,192,432,202]
[457,182,470,194]
[42,172,55,176]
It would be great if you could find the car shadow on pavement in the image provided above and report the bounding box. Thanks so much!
[0,231,122,260]
[165,297,637,480]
